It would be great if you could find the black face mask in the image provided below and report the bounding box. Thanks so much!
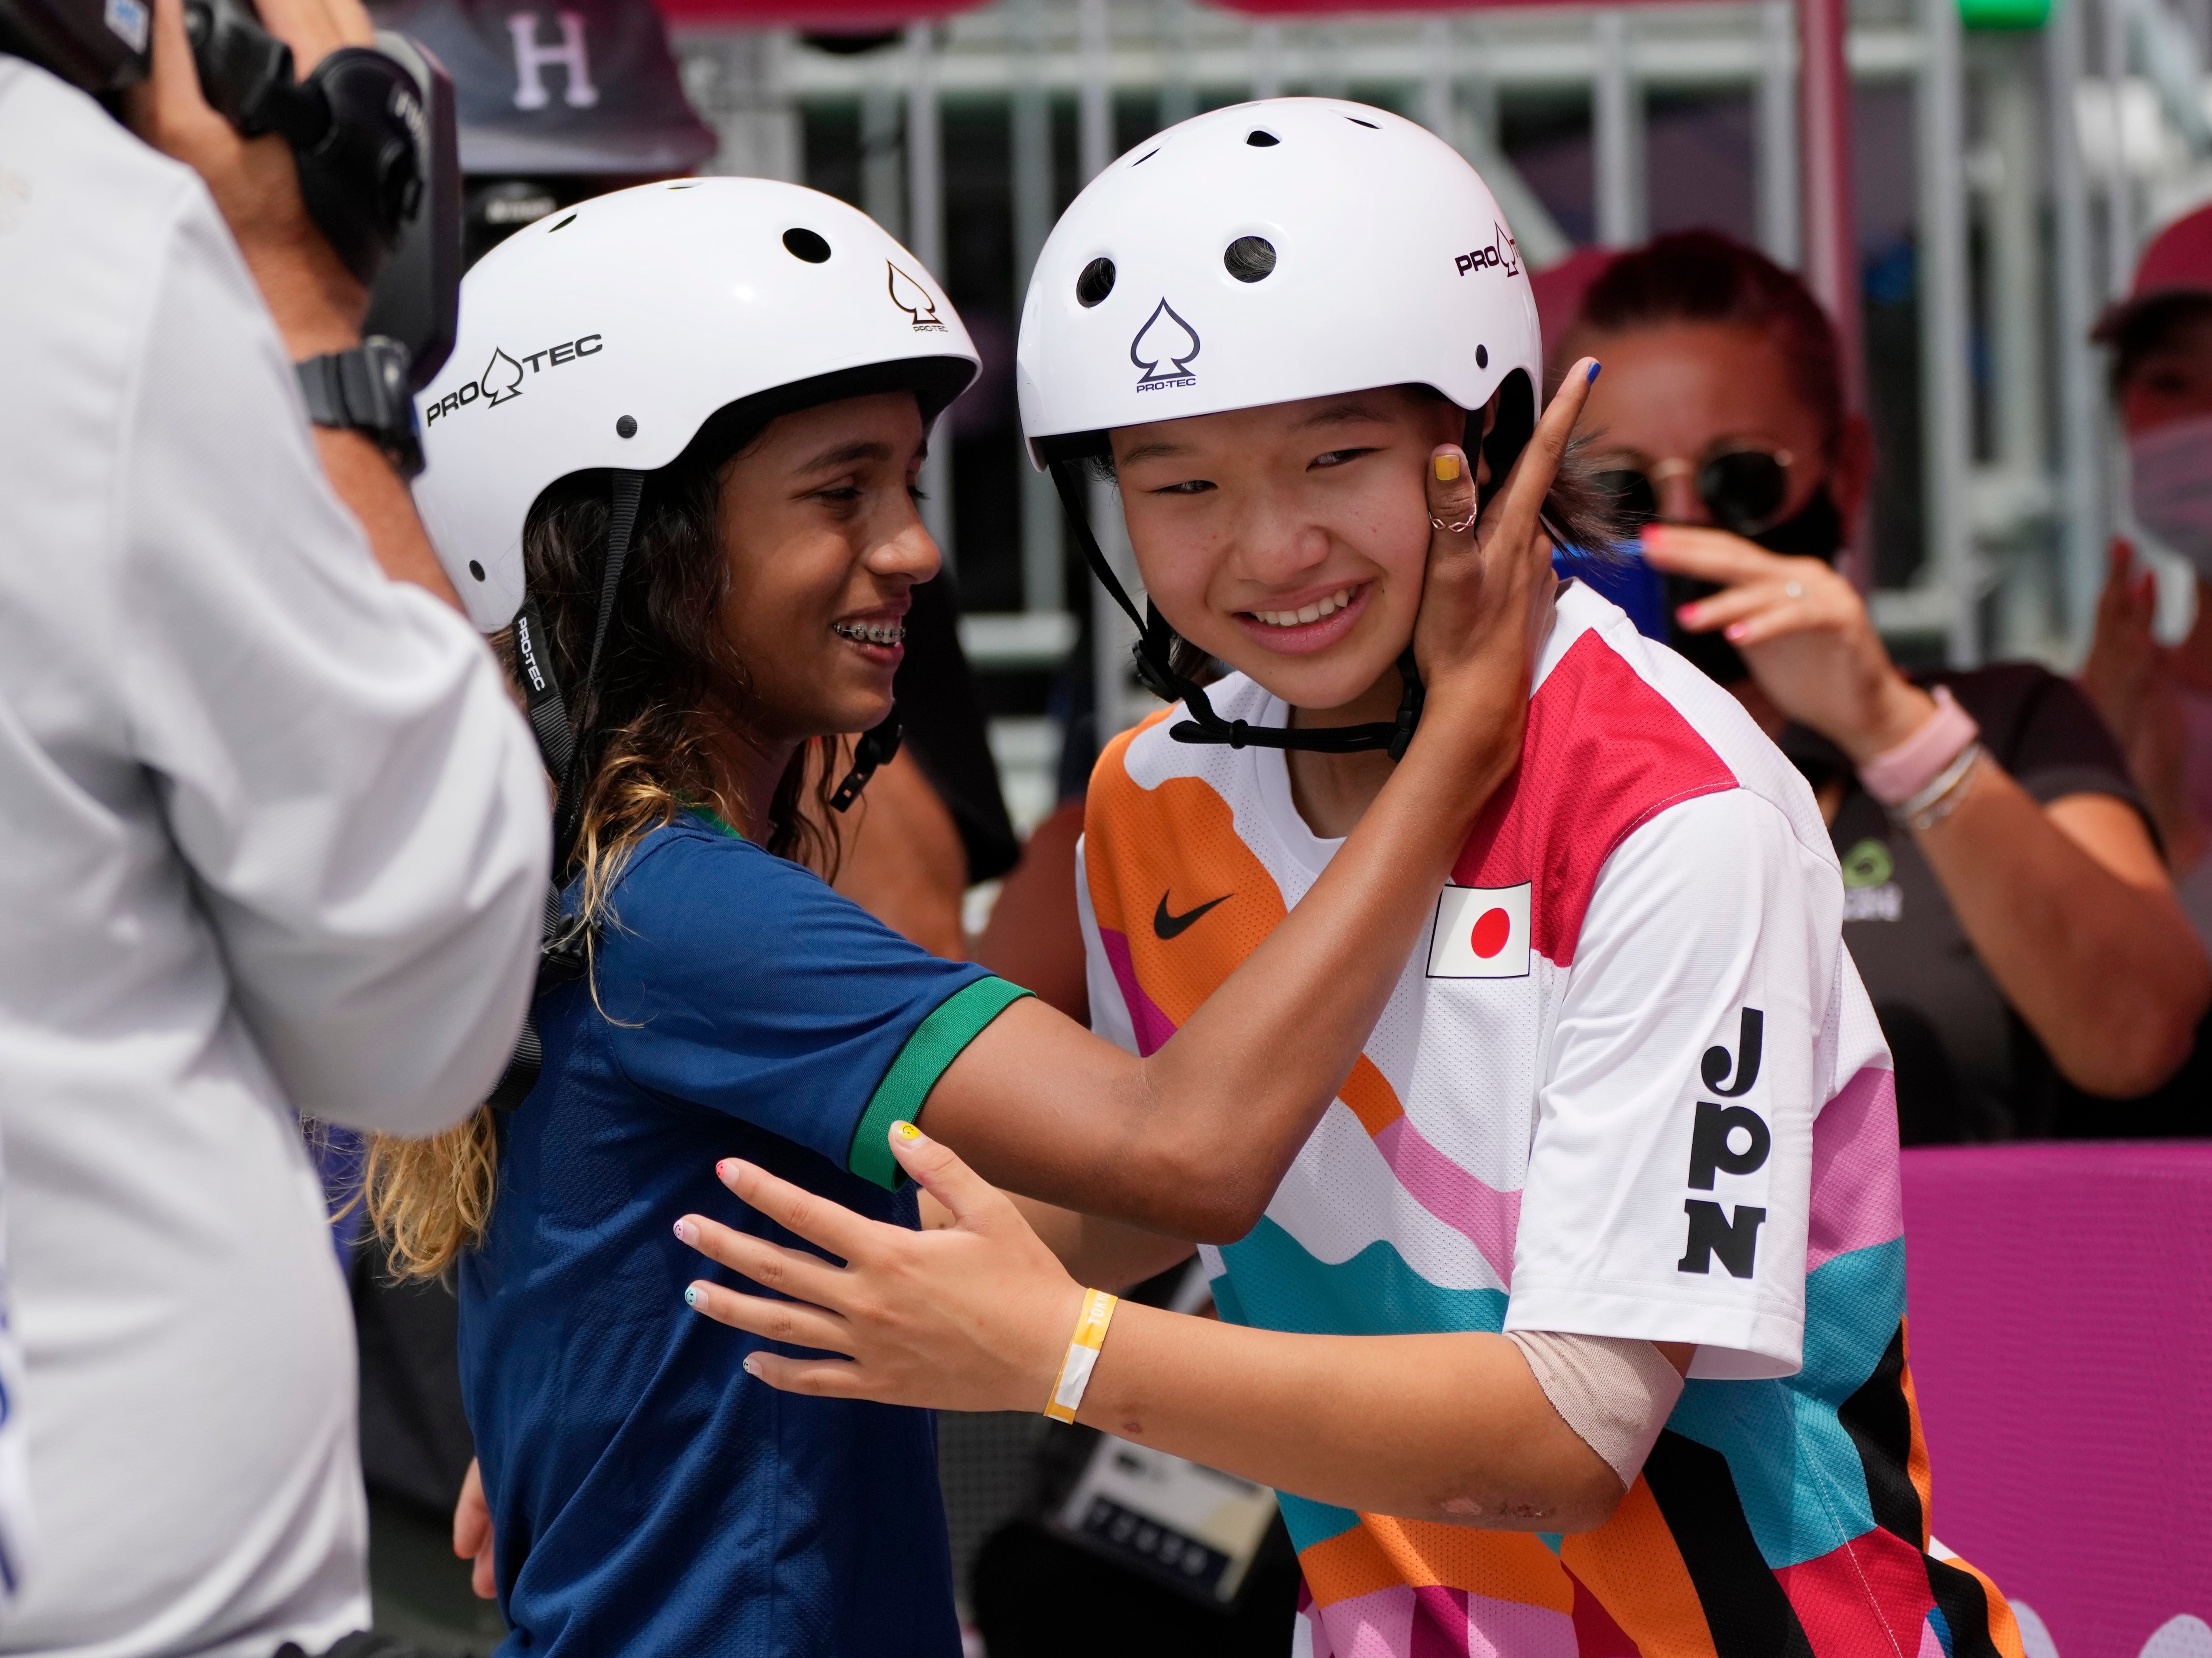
[1664,484,1846,686]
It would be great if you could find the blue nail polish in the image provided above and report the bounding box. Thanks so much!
[1586,360,1602,384]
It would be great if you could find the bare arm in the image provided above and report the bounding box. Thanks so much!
[918,365,1599,1241]
[681,1128,1691,1533]
[130,0,462,610]
[1649,524,2211,1098]
[923,1190,1194,1292]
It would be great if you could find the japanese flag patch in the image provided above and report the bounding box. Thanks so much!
[1426,882,1533,979]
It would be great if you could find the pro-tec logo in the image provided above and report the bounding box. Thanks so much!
[422,334,603,424]
[1426,882,1531,979]
[1454,221,1521,280]
[1131,299,1201,391]
[888,262,948,332]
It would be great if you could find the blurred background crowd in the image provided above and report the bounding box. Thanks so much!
[328,0,2212,1646]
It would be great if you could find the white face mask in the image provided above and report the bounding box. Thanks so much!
[2131,411,2212,577]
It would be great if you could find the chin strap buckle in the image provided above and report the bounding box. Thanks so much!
[830,710,903,812]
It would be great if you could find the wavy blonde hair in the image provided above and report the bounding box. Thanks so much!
[364,461,847,1280]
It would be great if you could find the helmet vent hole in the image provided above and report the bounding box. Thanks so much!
[467,560,486,582]
[783,228,832,263]
[1075,257,1116,307]
[1346,116,1378,129]
[548,213,577,233]
[1245,130,1279,147]
[1132,147,1159,166]
[1476,344,1489,368]
[1224,236,1276,283]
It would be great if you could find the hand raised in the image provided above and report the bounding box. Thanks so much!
[675,1123,1084,1414]
[1642,521,1932,762]
[127,0,374,355]
[1409,360,1599,738]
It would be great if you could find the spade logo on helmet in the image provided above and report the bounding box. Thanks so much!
[481,347,526,407]
[1131,299,1200,392]
[888,262,949,332]
[1454,221,1521,281]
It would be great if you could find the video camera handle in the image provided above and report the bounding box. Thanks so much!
[185,0,418,285]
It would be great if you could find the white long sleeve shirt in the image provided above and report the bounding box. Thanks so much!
[0,60,549,1655]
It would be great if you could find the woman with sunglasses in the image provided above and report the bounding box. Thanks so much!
[1561,229,2209,1141]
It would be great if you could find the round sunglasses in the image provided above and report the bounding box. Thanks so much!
[1595,444,1798,538]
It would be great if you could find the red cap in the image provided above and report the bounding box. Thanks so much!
[2095,202,2212,340]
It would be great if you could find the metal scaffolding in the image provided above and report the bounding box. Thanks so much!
[675,0,2212,723]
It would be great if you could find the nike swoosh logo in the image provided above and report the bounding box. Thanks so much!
[1154,891,1231,940]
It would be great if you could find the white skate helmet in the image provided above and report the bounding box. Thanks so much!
[416,176,980,632]
[1017,97,1538,472]
[1013,98,1542,756]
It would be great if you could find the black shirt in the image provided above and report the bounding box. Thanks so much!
[894,575,1020,886]
[1780,662,2208,1143]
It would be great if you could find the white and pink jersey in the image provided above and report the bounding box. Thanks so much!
[1077,582,2021,1658]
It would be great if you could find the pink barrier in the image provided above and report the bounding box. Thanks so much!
[1900,1143,2212,1658]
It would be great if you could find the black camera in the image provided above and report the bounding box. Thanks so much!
[0,0,459,388]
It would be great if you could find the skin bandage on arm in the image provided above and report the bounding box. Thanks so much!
[1505,1330,1686,1490]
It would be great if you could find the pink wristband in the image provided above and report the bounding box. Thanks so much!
[1858,685,1980,805]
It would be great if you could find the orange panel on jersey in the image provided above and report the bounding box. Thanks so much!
[1899,1322,1935,1546]
[1301,1517,1576,1615]
[1086,764,1289,1029]
[1561,1478,1722,1658]
[1338,1054,1406,1136]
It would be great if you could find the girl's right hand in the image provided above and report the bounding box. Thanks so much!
[1409,360,1601,749]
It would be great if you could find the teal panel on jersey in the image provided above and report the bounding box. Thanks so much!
[1664,1239,1906,1568]
[1214,1217,1513,1339]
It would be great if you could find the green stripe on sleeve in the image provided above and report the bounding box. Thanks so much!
[848,977,1033,1190]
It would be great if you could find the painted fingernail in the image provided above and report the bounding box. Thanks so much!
[1433,453,1462,483]
[891,1120,925,1144]
[1675,604,1698,624]
[717,1159,740,1183]
[743,1354,762,1378]
[683,1284,703,1308]
[1725,623,1749,641]
[674,1219,696,1245]
[1586,360,1602,384]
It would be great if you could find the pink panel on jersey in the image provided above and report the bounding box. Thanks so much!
[1299,1583,1580,1658]
[1096,926,1178,1057]
[1451,631,1737,968]
[1372,1115,1523,1286]
[1771,1523,1939,1658]
[1804,1063,1905,1271]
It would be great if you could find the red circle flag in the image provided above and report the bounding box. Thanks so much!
[1470,907,1512,960]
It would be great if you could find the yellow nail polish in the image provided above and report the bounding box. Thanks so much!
[892,1120,923,1142]
[1433,454,1462,483]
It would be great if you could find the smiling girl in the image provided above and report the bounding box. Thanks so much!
[376,176,1578,1655]
[675,102,2026,1658]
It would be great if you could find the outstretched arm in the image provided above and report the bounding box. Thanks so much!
[918,364,1601,1241]
[681,1128,1687,1534]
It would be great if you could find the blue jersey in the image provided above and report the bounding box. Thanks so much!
[460,813,1028,1656]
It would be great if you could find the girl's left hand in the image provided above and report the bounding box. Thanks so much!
[1641,524,1933,763]
[674,1123,1084,1412]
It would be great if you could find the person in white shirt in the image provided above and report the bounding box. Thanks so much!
[0,0,549,1647]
